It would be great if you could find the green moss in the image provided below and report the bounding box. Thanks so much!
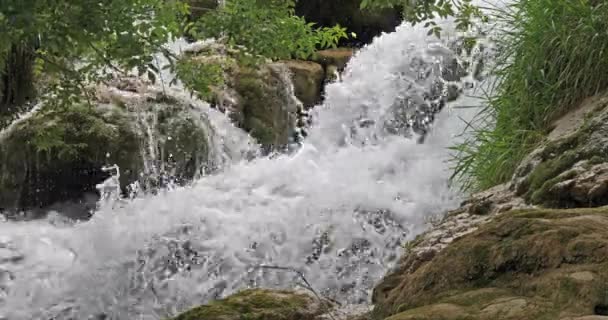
[520,115,608,206]
[372,207,608,320]
[156,107,209,180]
[0,103,142,208]
[170,289,320,320]
[231,66,292,150]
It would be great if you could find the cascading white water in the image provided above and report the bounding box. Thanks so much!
[0,11,494,320]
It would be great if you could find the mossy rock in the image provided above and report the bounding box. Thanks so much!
[170,289,330,320]
[230,64,297,151]
[514,93,608,208]
[312,48,355,70]
[0,98,211,214]
[372,207,608,320]
[155,104,209,184]
[0,104,141,212]
[282,60,325,108]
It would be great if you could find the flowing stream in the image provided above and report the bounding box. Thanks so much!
[0,11,494,320]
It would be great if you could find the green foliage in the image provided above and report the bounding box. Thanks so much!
[190,0,348,60]
[1,0,189,103]
[176,56,228,100]
[360,0,485,36]
[451,0,608,191]
[7,104,139,163]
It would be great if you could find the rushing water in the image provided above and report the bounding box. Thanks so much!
[0,13,492,320]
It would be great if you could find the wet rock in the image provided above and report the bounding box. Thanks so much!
[0,86,211,214]
[230,63,299,150]
[511,91,608,208]
[282,60,325,109]
[0,104,141,213]
[313,48,355,71]
[169,289,332,320]
[372,207,608,320]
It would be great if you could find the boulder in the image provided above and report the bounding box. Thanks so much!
[229,63,299,151]
[178,44,299,151]
[0,89,211,216]
[313,48,355,71]
[511,91,608,208]
[0,104,141,214]
[169,289,331,320]
[295,0,402,47]
[282,60,325,109]
[372,207,608,320]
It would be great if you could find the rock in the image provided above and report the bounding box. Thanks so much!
[282,60,325,109]
[511,91,608,208]
[0,104,141,214]
[230,63,299,150]
[0,87,211,215]
[178,43,299,151]
[169,289,331,320]
[570,271,595,282]
[313,48,355,71]
[372,207,608,320]
[295,0,402,47]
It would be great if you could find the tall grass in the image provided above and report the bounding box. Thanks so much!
[451,0,608,191]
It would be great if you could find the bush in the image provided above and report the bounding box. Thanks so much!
[451,0,608,191]
[189,0,347,60]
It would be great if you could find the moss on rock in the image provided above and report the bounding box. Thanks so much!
[0,104,141,211]
[372,208,608,320]
[230,64,296,151]
[282,60,325,108]
[170,289,329,320]
[514,95,608,208]
[156,104,209,183]
[312,48,354,71]
[0,96,211,213]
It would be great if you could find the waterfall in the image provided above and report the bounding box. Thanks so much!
[0,11,493,320]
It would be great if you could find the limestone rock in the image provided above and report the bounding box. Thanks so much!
[230,63,299,150]
[282,60,325,109]
[511,91,608,208]
[0,86,211,216]
[177,43,300,151]
[313,48,355,71]
[169,289,331,320]
[372,207,608,320]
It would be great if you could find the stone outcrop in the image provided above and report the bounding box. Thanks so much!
[511,92,608,208]
[170,289,332,320]
[372,207,608,320]
[228,63,300,151]
[282,60,325,109]
[0,84,211,216]
[313,48,355,71]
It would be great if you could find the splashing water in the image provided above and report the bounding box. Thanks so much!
[0,13,494,320]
